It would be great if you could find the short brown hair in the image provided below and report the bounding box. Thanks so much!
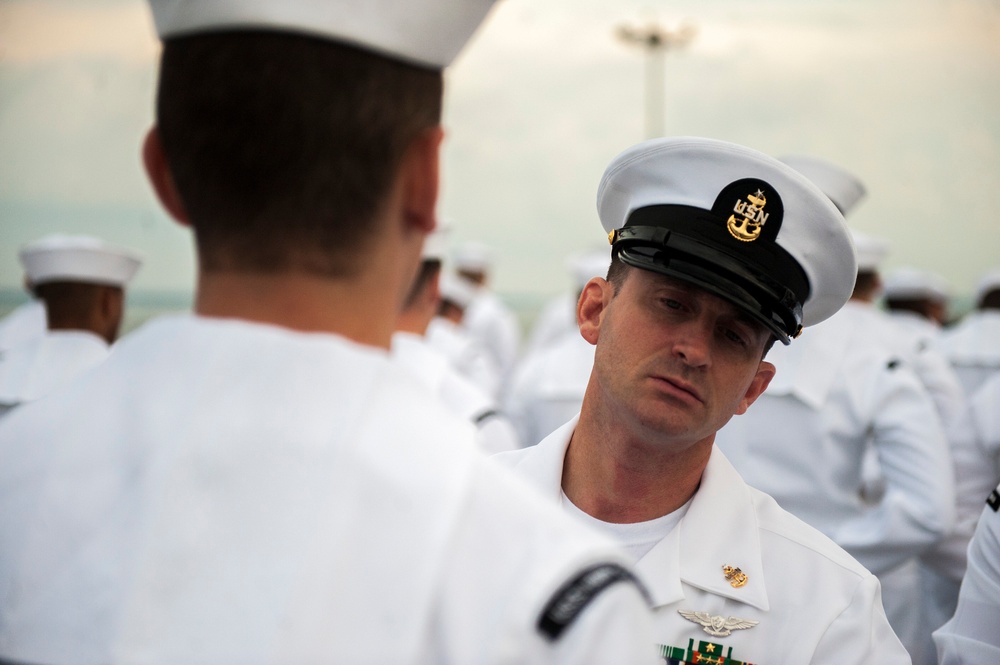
[156,31,443,276]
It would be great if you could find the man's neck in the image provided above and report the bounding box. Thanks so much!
[562,393,711,524]
[195,271,400,349]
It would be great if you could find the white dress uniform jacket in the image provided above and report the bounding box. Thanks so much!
[392,331,521,453]
[504,331,594,447]
[933,484,1000,664]
[0,301,46,354]
[462,288,521,381]
[495,421,910,664]
[938,310,1000,397]
[0,330,109,415]
[426,317,502,398]
[0,315,657,665]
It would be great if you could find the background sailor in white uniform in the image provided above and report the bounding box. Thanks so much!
[938,269,1000,397]
[716,158,955,664]
[0,2,659,662]
[525,248,611,355]
[505,249,610,446]
[933,481,1000,664]
[452,240,522,387]
[497,137,910,664]
[393,229,522,453]
[0,234,141,417]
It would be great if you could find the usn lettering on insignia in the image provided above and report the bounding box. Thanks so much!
[726,189,769,242]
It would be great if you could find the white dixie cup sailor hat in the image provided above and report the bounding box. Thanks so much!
[19,234,143,287]
[598,137,857,344]
[779,154,867,217]
[974,269,1000,305]
[882,267,951,302]
[148,0,498,70]
[568,248,613,291]
[850,229,891,273]
[453,240,494,274]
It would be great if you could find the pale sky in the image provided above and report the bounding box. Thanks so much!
[1,0,998,304]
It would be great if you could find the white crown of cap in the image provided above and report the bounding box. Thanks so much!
[780,155,867,217]
[438,271,477,308]
[453,240,493,272]
[974,269,1000,303]
[882,267,951,301]
[422,224,450,261]
[19,234,142,287]
[148,0,497,69]
[596,136,857,329]
[850,229,890,272]
[567,248,612,290]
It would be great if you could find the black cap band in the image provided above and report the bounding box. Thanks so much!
[612,203,810,342]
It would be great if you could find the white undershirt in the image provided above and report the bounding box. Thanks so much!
[561,491,692,563]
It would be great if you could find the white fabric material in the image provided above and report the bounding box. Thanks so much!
[934,486,1000,665]
[0,301,46,354]
[20,234,141,287]
[596,137,857,328]
[562,493,690,563]
[883,268,951,302]
[938,310,1000,397]
[392,331,520,453]
[850,230,890,272]
[0,315,658,664]
[505,331,594,447]
[495,422,911,664]
[461,289,521,380]
[715,300,955,664]
[779,154,867,216]
[148,0,498,69]
[0,330,109,406]
[425,317,501,398]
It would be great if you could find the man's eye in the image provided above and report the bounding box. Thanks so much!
[661,298,683,310]
[723,328,747,347]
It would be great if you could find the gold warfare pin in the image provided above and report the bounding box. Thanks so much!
[722,565,748,588]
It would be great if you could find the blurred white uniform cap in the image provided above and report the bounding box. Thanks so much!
[422,225,450,262]
[439,272,477,309]
[453,241,493,273]
[974,269,1000,304]
[882,267,951,302]
[850,230,891,273]
[598,137,856,343]
[19,235,142,288]
[567,249,612,290]
[148,0,498,70]
[781,155,867,217]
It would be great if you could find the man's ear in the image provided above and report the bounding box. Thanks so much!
[735,360,776,415]
[400,126,444,234]
[142,127,190,226]
[577,277,613,346]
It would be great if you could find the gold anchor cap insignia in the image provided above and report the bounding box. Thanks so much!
[678,609,760,637]
[723,565,748,588]
[726,188,769,242]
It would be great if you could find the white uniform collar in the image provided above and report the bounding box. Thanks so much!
[516,420,770,612]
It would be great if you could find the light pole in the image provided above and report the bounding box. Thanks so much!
[616,21,696,139]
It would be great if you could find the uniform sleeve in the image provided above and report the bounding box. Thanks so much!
[809,572,911,664]
[833,361,956,575]
[934,492,1000,665]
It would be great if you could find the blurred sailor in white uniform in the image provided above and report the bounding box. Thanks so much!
[0,234,141,417]
[393,229,521,453]
[883,267,952,335]
[505,249,610,446]
[934,479,1000,664]
[938,270,1000,397]
[0,2,658,662]
[0,293,46,355]
[525,248,609,355]
[498,137,910,663]
[453,240,522,384]
[716,156,954,665]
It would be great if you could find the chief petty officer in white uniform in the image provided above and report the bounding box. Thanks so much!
[0,1,659,663]
[496,137,911,664]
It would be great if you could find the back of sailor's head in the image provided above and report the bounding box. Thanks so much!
[147,0,497,276]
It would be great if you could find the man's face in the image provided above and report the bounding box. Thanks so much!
[579,266,775,453]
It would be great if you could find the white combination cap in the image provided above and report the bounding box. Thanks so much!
[567,248,612,290]
[19,234,142,288]
[598,137,857,343]
[780,155,867,217]
[438,272,477,309]
[850,230,890,272]
[882,267,951,302]
[974,269,1000,304]
[148,0,498,70]
[453,241,493,273]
